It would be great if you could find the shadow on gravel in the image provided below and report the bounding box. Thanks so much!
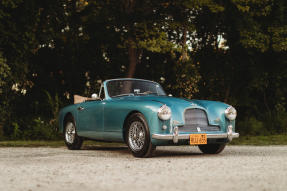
[82,145,128,151]
[81,146,207,158]
[81,146,204,158]
[81,145,131,156]
[78,146,285,158]
[154,150,203,158]
[79,145,281,158]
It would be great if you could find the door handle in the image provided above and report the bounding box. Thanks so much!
[77,106,84,111]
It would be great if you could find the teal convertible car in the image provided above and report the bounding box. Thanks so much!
[59,78,239,157]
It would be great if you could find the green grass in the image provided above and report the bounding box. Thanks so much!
[0,140,64,147]
[230,134,287,145]
[0,135,287,147]
[0,140,125,147]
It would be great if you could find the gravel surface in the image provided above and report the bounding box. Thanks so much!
[0,145,286,191]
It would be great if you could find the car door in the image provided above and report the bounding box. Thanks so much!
[77,100,104,140]
[102,98,129,142]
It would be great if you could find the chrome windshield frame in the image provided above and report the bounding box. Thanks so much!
[103,78,166,100]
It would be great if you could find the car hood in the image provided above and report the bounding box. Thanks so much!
[114,95,229,126]
[115,95,194,107]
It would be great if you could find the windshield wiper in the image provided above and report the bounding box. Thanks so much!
[137,92,158,96]
[112,93,134,98]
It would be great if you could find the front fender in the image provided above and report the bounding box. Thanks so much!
[58,104,79,133]
[106,100,171,142]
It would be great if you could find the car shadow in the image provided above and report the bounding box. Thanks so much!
[81,145,206,158]
[74,145,280,158]
[81,145,131,156]
[82,145,128,151]
[154,149,203,158]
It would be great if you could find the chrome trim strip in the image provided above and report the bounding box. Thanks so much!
[152,132,239,141]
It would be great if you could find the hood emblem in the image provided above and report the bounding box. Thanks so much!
[190,103,196,106]
[197,127,201,132]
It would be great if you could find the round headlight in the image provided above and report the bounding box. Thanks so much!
[158,105,171,120]
[225,106,237,120]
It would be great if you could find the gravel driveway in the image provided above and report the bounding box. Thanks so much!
[0,145,286,191]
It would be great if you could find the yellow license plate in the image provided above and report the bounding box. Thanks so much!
[190,134,207,145]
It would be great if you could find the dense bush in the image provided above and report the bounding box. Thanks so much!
[7,117,60,141]
[0,0,286,140]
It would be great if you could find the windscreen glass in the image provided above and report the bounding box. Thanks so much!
[107,80,166,97]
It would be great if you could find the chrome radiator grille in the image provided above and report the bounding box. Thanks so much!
[179,109,220,132]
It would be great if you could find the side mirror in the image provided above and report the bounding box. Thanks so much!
[91,93,98,99]
[168,94,173,97]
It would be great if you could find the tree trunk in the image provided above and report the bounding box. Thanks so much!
[124,0,137,78]
[178,27,188,62]
[181,27,188,62]
[126,37,138,78]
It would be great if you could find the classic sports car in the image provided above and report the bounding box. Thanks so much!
[59,78,239,157]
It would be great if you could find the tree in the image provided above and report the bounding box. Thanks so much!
[0,0,287,139]
[84,0,180,78]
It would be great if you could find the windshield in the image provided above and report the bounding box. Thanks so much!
[107,79,166,97]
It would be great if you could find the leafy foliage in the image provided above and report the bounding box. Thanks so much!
[0,52,11,95]
[0,0,286,139]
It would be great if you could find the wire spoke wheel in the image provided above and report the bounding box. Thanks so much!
[125,113,156,157]
[65,122,76,144]
[64,115,83,150]
[128,121,146,152]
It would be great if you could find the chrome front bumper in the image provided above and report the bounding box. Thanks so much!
[152,126,239,144]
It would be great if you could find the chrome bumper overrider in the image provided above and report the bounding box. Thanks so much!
[152,126,239,144]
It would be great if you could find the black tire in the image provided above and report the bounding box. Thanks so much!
[125,113,156,158]
[198,144,226,154]
[64,115,83,150]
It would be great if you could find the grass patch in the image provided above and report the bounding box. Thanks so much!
[0,140,64,147]
[230,134,287,145]
[0,135,287,147]
[0,140,125,147]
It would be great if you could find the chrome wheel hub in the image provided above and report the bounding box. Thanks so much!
[128,121,145,151]
[65,122,76,144]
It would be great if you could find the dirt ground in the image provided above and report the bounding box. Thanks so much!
[0,145,286,191]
